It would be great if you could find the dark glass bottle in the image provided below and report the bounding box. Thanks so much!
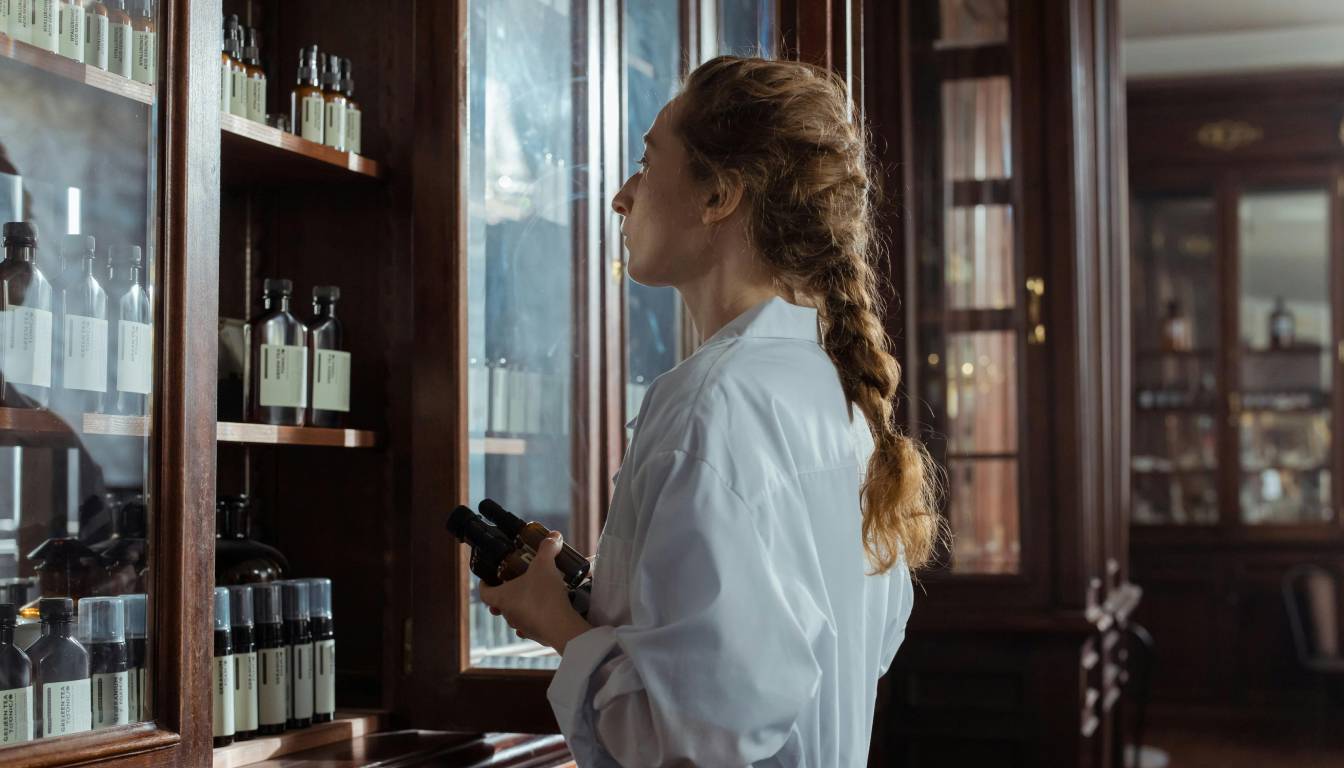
[478,499,591,587]
[321,53,347,151]
[341,58,361,155]
[1269,296,1296,349]
[212,587,235,746]
[120,594,147,722]
[291,46,324,143]
[110,245,152,416]
[27,538,97,615]
[92,496,147,596]
[307,286,348,428]
[252,583,287,735]
[57,235,108,414]
[0,221,55,409]
[306,578,334,723]
[228,585,258,740]
[28,598,90,738]
[279,580,312,730]
[247,278,308,426]
[78,596,128,729]
[0,603,34,744]
[215,495,290,585]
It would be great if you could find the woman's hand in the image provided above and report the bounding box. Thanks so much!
[478,532,594,655]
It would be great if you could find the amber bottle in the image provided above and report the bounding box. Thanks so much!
[478,499,591,588]
[0,221,55,409]
[341,58,361,155]
[320,54,347,151]
[244,28,267,123]
[291,46,324,143]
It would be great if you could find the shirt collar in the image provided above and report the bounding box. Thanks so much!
[701,296,820,346]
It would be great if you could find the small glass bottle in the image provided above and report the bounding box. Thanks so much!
[341,58,361,155]
[305,578,334,723]
[291,46,324,143]
[307,286,348,428]
[1269,296,1295,349]
[28,597,91,738]
[279,580,312,730]
[0,603,34,745]
[79,596,128,729]
[1160,299,1190,353]
[246,278,308,426]
[31,0,59,52]
[244,27,267,123]
[215,495,290,584]
[251,584,286,735]
[225,16,246,118]
[130,0,154,84]
[60,235,109,415]
[0,221,55,409]
[228,585,258,740]
[106,0,131,77]
[120,593,147,722]
[212,587,235,747]
[111,245,151,416]
[321,54,347,151]
[57,0,85,62]
[85,0,109,70]
[10,0,34,43]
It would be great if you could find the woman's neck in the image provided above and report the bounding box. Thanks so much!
[677,267,779,341]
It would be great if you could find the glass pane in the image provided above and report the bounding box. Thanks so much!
[717,0,778,56]
[945,205,1013,309]
[938,0,1008,48]
[945,331,1017,454]
[465,0,582,669]
[947,459,1019,573]
[1132,413,1219,525]
[941,78,1011,181]
[0,0,162,737]
[1237,189,1333,525]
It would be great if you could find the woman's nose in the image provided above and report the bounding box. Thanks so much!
[611,175,635,216]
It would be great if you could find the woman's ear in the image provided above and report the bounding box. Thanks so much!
[701,171,744,225]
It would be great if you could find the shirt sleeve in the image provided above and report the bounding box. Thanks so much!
[878,566,914,677]
[548,449,824,767]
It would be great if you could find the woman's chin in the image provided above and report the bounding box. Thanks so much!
[626,258,674,288]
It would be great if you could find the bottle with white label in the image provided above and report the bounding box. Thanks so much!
[27,598,90,738]
[341,58,361,155]
[321,53,347,151]
[31,0,58,52]
[129,0,153,84]
[279,580,312,730]
[106,0,131,77]
[225,15,246,118]
[10,0,33,43]
[246,278,307,426]
[78,596,128,730]
[57,0,84,62]
[251,584,286,735]
[110,245,152,416]
[120,594,147,722]
[0,221,55,409]
[219,18,233,114]
[212,587,235,746]
[59,236,108,414]
[85,0,109,70]
[306,286,349,428]
[228,586,258,740]
[243,27,267,123]
[0,603,34,745]
[305,579,334,723]
[291,46,324,143]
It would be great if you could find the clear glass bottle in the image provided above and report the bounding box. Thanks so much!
[10,0,34,43]
[252,583,286,735]
[0,603,34,744]
[307,285,348,428]
[1269,296,1296,349]
[111,245,152,416]
[279,580,311,730]
[120,593,147,721]
[57,0,84,62]
[130,0,154,84]
[59,235,109,415]
[212,587,235,746]
[78,596,128,729]
[215,495,290,584]
[228,585,258,740]
[1161,298,1191,353]
[244,27,267,123]
[225,15,246,118]
[291,46,324,143]
[106,0,131,77]
[85,0,109,70]
[321,54,347,151]
[341,58,361,155]
[0,221,55,409]
[247,278,308,426]
[31,0,58,52]
[305,578,334,723]
[28,597,91,738]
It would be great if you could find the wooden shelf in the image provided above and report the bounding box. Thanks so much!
[212,712,385,768]
[217,421,378,447]
[83,413,151,437]
[0,406,75,438]
[0,35,153,104]
[470,436,529,455]
[221,112,381,185]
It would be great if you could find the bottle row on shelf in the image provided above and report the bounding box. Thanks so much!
[2,0,157,84]
[467,357,571,437]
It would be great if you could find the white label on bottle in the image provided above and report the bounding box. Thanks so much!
[116,319,152,394]
[229,68,247,117]
[312,349,351,413]
[2,307,53,388]
[246,75,266,123]
[0,685,33,744]
[131,27,154,84]
[314,639,335,716]
[323,99,346,150]
[43,679,91,737]
[290,642,313,720]
[220,58,231,111]
[212,654,235,737]
[346,105,361,154]
[31,0,57,50]
[108,20,131,77]
[85,11,108,70]
[58,2,83,61]
[125,666,140,724]
[259,344,307,408]
[234,650,258,732]
[91,670,128,728]
[0,1,10,36]
[137,667,147,720]
[9,0,32,42]
[300,92,325,142]
[63,314,108,392]
[257,647,286,726]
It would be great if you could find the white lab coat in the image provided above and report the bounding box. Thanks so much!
[548,296,914,767]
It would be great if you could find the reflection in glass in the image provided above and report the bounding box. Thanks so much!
[941,77,1011,181]
[717,0,778,56]
[945,205,1013,309]
[945,331,1017,454]
[948,458,1019,573]
[938,0,1008,48]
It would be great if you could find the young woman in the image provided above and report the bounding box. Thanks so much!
[480,55,940,766]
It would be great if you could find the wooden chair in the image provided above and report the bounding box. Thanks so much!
[1282,564,1344,704]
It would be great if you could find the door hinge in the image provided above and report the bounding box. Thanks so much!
[403,617,413,676]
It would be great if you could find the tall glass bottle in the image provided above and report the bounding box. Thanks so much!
[106,0,132,78]
[79,596,128,729]
[307,286,348,428]
[291,46,324,143]
[85,0,110,70]
[321,54,347,151]
[212,587,235,747]
[342,58,361,155]
[228,585,258,741]
[60,236,109,415]
[56,0,84,62]
[252,583,286,735]
[10,0,34,43]
[0,221,55,409]
[215,495,290,584]
[244,28,267,123]
[120,594,147,722]
[31,0,58,52]
[225,15,246,118]
[111,245,152,416]
[247,278,308,426]
[130,0,154,85]
[0,603,34,744]
[306,578,334,723]
[279,580,311,730]
[28,597,90,738]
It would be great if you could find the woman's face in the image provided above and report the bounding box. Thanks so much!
[611,98,713,287]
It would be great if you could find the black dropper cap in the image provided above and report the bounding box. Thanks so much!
[263,278,292,296]
[297,46,320,87]
[313,285,340,303]
[322,54,342,91]
[3,221,37,246]
[446,506,516,585]
[0,603,15,628]
[341,58,354,98]
[478,499,525,539]
[39,597,75,622]
[245,28,261,66]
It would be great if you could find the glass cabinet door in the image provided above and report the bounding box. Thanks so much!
[0,0,162,745]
